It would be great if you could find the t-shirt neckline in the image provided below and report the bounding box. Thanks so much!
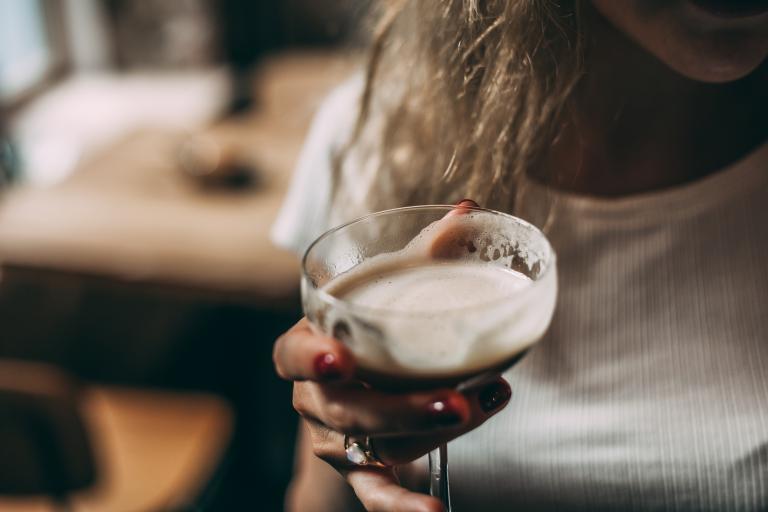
[523,140,768,227]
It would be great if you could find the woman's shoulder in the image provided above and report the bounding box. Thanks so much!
[313,72,365,146]
[271,73,365,255]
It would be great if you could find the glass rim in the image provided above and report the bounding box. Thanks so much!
[301,204,557,318]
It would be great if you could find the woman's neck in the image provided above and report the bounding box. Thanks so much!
[536,3,768,197]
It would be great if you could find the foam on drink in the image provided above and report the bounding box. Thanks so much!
[330,262,531,313]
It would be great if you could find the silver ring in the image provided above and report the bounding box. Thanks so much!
[344,435,387,467]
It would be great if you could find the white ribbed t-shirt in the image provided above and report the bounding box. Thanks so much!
[272,80,768,511]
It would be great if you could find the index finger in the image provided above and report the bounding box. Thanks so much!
[273,318,355,382]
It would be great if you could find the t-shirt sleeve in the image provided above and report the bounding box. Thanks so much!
[270,74,364,256]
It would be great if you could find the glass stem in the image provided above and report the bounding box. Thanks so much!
[429,443,451,511]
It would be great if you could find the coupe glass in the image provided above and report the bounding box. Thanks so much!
[302,205,557,510]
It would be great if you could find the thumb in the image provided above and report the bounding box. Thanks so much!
[428,198,483,260]
[447,198,480,216]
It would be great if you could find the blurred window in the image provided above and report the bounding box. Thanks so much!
[0,0,54,101]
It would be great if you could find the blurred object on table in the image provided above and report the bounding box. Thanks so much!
[2,0,230,187]
[177,132,259,191]
[11,69,231,187]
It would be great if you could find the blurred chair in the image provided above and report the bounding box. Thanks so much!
[0,360,234,512]
[0,360,95,507]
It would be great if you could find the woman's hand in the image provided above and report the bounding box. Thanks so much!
[274,318,512,512]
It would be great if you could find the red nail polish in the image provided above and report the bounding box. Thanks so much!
[314,353,342,380]
[427,397,464,426]
[479,379,512,412]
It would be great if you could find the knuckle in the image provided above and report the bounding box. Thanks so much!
[271,336,281,363]
[325,400,362,433]
[272,336,289,378]
[274,363,288,381]
[311,440,337,463]
[308,427,340,464]
[291,386,310,417]
[311,444,325,459]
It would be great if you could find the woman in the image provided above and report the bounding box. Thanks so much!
[272,1,768,510]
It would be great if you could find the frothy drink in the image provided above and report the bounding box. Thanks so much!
[323,257,554,389]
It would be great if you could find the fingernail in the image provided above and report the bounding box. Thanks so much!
[455,198,479,208]
[479,379,512,412]
[314,353,343,381]
[427,396,464,426]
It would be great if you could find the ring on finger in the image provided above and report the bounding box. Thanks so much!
[344,435,387,467]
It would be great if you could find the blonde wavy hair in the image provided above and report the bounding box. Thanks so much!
[331,0,585,222]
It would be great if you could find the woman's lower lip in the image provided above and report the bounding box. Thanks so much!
[687,0,768,18]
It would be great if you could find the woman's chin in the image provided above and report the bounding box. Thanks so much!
[660,36,768,83]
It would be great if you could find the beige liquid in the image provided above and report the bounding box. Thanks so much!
[324,260,551,388]
[331,262,531,312]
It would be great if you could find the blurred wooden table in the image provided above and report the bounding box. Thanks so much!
[0,52,358,300]
[0,51,359,380]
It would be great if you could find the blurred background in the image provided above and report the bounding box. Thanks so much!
[0,0,368,510]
